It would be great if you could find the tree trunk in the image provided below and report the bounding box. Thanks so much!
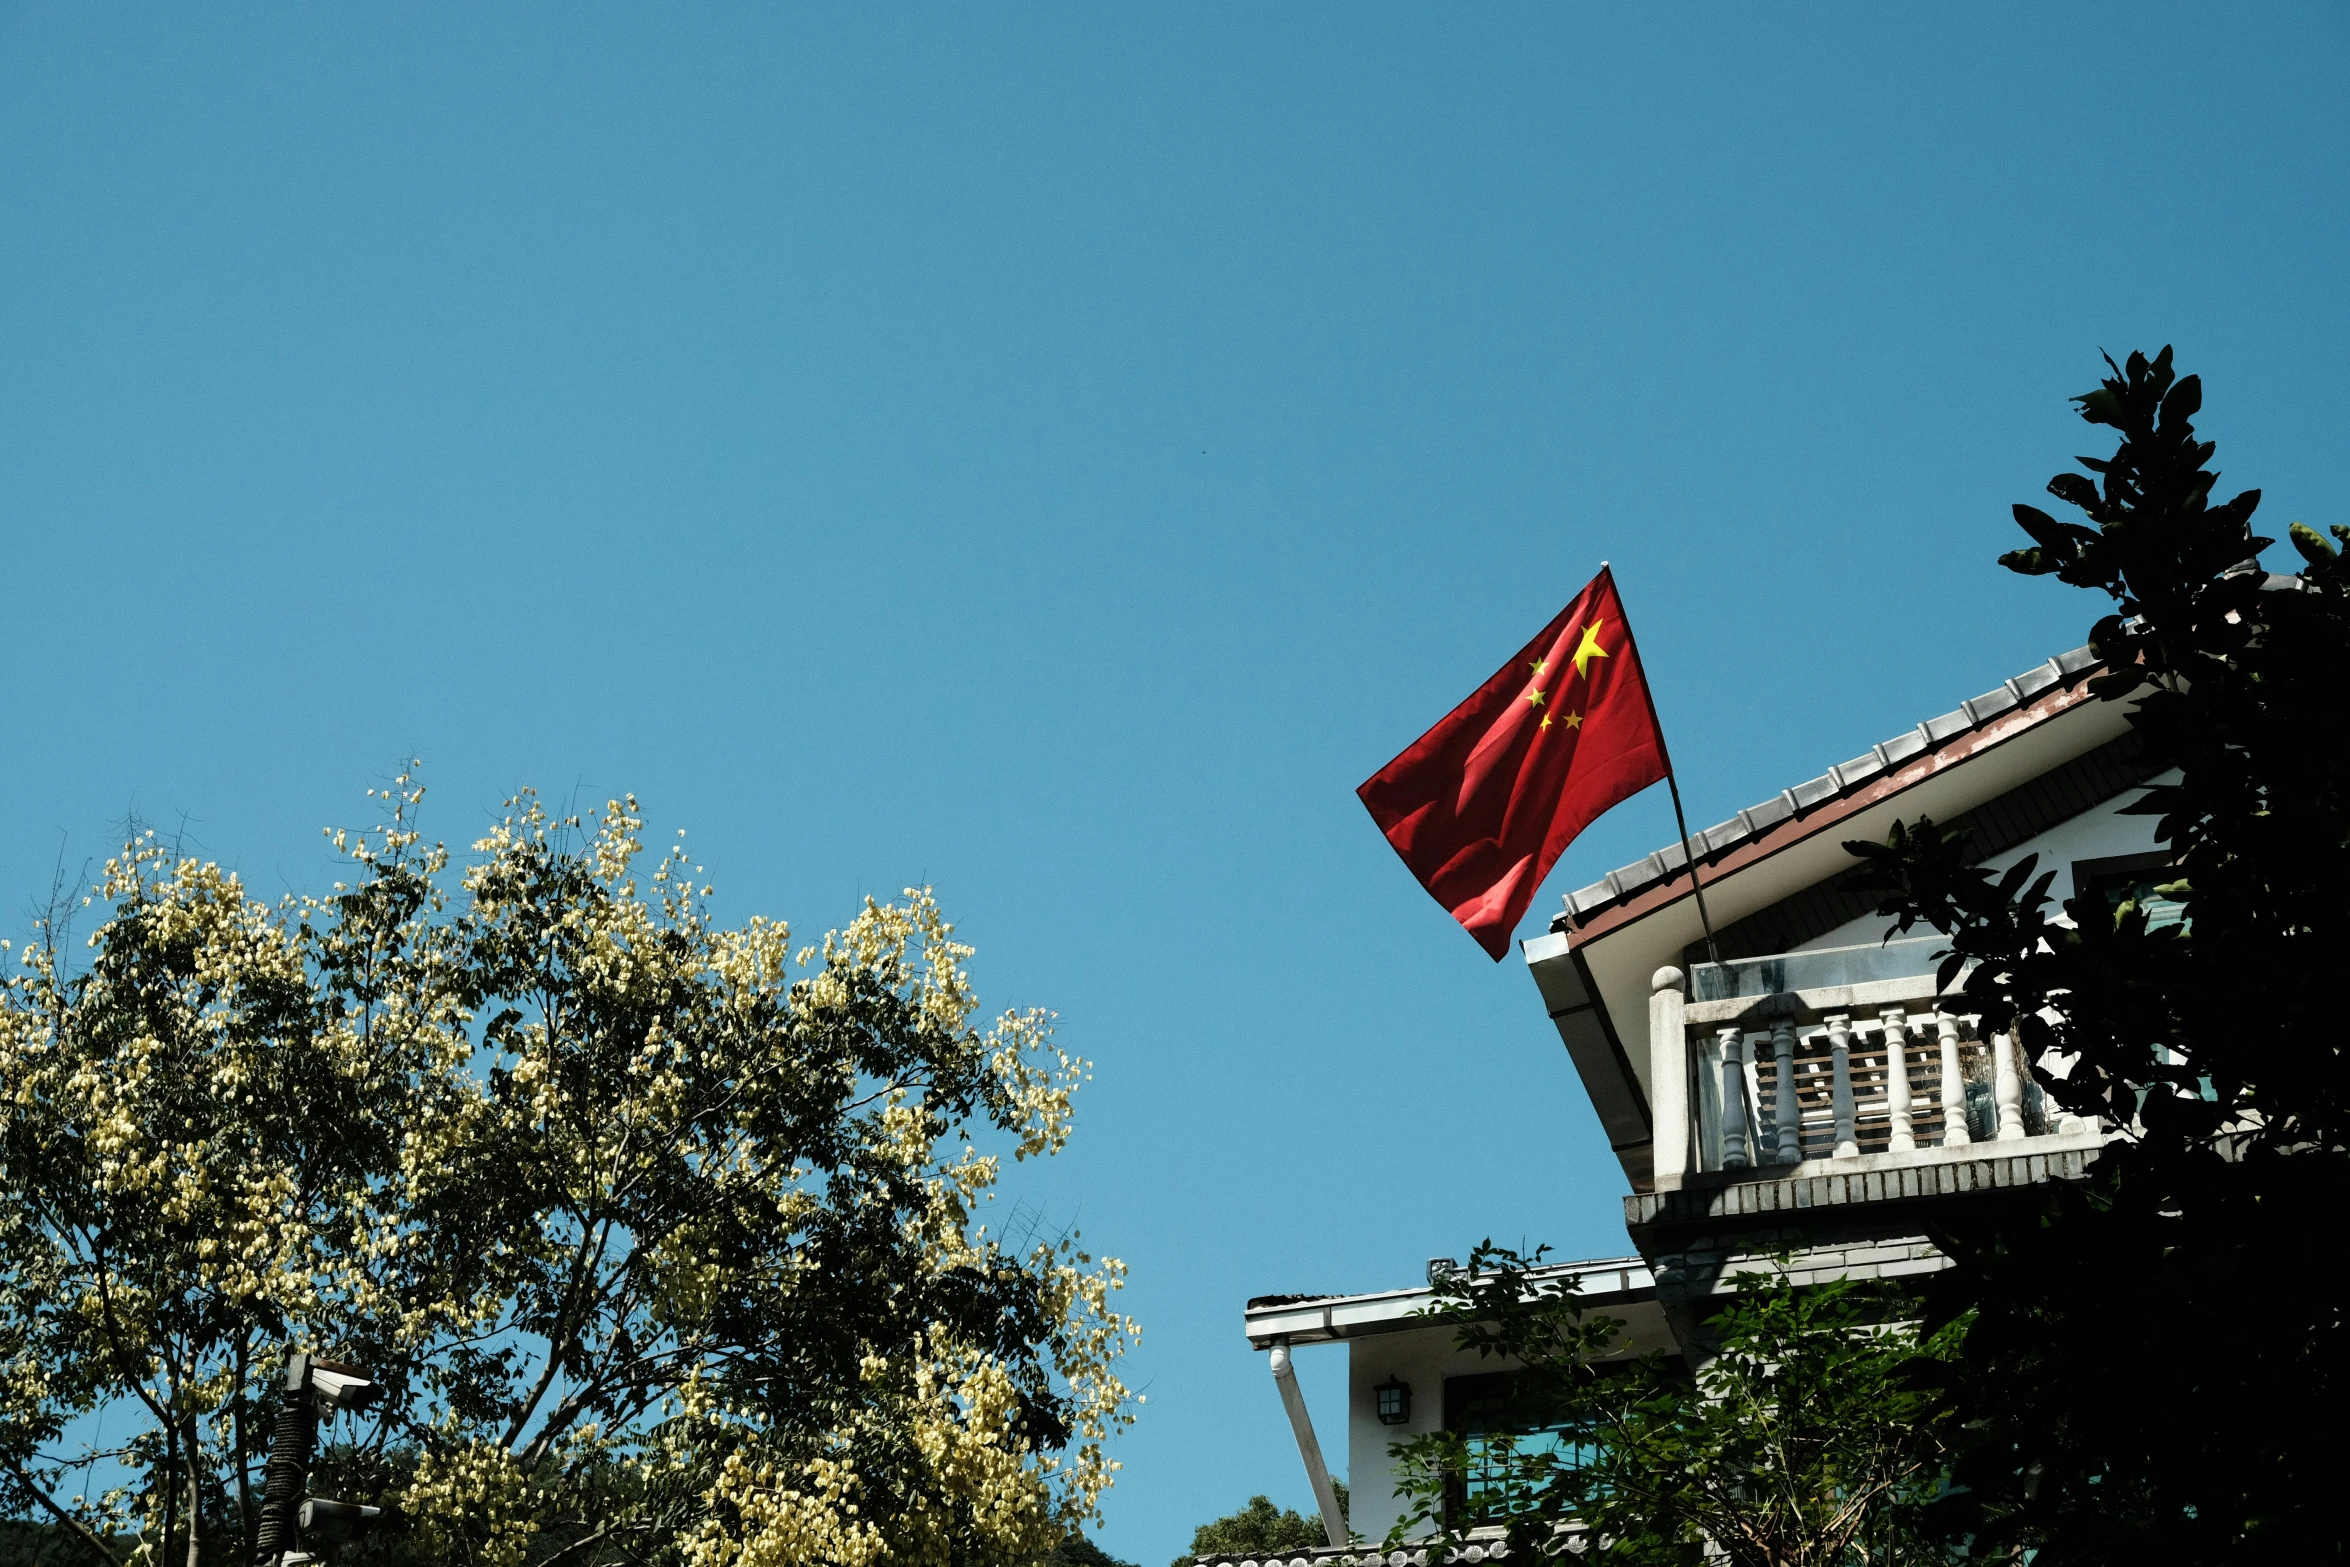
[184,1412,203,1566]
[234,1336,256,1564]
[158,1412,180,1567]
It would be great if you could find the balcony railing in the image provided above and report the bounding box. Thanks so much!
[1649,943,2091,1186]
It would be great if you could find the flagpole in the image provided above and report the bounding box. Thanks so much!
[1601,560,1724,972]
[1664,772,1724,971]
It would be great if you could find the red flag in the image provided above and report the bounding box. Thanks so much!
[1359,567,1670,959]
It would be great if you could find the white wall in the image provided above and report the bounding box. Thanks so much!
[1343,1324,1467,1543]
[1792,770,2178,953]
[1336,1301,1678,1541]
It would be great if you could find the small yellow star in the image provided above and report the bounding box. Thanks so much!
[1571,621,1610,680]
[1564,711,1583,729]
[1539,714,1552,731]
[1524,686,1546,707]
[1529,657,1549,677]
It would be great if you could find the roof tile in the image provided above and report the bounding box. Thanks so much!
[1789,774,1840,810]
[1924,707,1975,742]
[1831,752,1885,788]
[2011,662,2059,698]
[1876,729,1928,767]
[1552,646,2098,928]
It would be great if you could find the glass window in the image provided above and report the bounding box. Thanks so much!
[1441,1372,1591,1526]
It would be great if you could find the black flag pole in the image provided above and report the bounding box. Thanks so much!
[1602,560,1724,972]
[1665,772,1724,971]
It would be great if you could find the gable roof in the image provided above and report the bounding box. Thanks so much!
[1555,645,2104,927]
[1524,645,2147,1191]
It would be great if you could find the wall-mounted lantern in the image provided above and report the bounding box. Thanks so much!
[1375,1375,1412,1426]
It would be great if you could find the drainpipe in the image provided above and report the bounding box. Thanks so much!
[1268,1340,1348,1547]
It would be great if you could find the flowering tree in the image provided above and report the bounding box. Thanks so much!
[0,831,398,1565]
[0,780,1135,1566]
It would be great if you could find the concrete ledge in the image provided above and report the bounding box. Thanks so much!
[1649,1232,1953,1296]
[1628,1137,2103,1230]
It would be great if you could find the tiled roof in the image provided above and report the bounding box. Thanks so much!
[1555,646,2104,924]
[1195,1528,1576,1567]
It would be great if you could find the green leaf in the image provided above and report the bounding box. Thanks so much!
[2046,472,2100,512]
[1996,853,2040,902]
[2157,372,2201,432]
[2012,504,2099,556]
[2075,387,2125,425]
[2013,502,2064,541]
[2289,521,2335,566]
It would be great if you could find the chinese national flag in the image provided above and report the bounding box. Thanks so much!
[1358,567,1670,960]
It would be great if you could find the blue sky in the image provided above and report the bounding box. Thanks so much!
[2,4,2344,1559]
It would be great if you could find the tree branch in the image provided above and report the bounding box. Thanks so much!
[5,1459,123,1565]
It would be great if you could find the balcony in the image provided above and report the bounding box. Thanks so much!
[1646,938,2101,1200]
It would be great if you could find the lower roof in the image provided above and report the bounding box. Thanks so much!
[1243,1255,1654,1349]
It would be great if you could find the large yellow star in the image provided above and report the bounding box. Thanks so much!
[1570,621,1610,680]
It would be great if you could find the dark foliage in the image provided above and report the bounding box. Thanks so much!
[1046,1530,1139,1567]
[1173,1485,1344,1567]
[1847,347,2350,1563]
[1385,1244,1952,1567]
[0,1520,131,1564]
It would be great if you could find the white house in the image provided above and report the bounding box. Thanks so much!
[1208,645,2163,1562]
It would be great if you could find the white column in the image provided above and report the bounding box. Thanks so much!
[1719,1026,1750,1170]
[1649,967,1691,1186]
[1824,1014,1859,1157]
[1993,1029,2027,1141]
[1771,1018,1801,1165]
[1937,1012,1971,1146]
[1269,1342,1349,1548]
[1880,1006,1915,1153]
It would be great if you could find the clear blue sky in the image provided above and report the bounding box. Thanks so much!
[2,5,2343,1559]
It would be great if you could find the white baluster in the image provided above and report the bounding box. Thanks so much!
[1649,967,1691,1185]
[1824,1014,1859,1158]
[1937,1012,1971,1147]
[1993,1029,2027,1141]
[1880,1006,1915,1153]
[1718,1026,1749,1170]
[1771,1018,1801,1165]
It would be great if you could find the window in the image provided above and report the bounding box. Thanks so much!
[1441,1372,1590,1527]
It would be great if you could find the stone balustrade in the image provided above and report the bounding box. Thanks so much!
[1648,959,2088,1188]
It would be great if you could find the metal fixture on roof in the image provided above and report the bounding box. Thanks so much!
[1425,1256,1457,1285]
